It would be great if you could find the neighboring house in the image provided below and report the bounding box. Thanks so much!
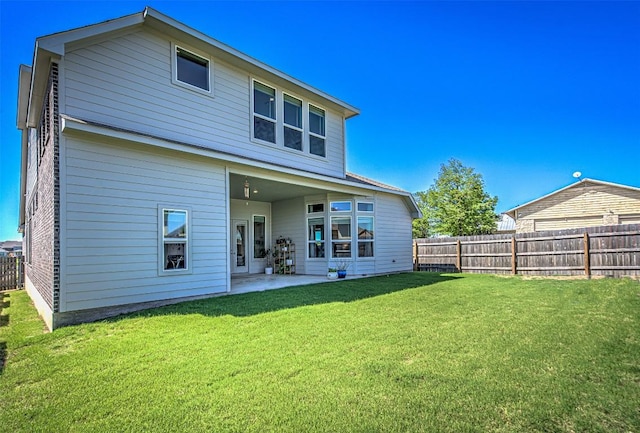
[17,8,420,330]
[495,214,516,234]
[0,241,23,257]
[505,178,640,233]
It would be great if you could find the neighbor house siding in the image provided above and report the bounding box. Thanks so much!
[516,182,640,232]
[374,193,414,274]
[61,135,228,312]
[62,29,346,179]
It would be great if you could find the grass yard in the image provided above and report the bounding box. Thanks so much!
[0,273,639,433]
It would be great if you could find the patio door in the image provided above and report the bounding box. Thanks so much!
[232,219,248,274]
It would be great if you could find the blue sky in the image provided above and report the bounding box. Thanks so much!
[1,1,639,241]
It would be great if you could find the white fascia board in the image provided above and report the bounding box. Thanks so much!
[60,116,408,199]
[36,11,145,56]
[17,65,32,130]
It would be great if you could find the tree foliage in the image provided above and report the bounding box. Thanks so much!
[413,159,498,237]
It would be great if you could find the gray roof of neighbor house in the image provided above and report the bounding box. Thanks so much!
[496,214,516,232]
[505,178,640,219]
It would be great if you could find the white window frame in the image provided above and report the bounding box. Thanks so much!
[171,42,213,96]
[253,214,267,259]
[307,202,326,259]
[357,216,375,258]
[357,201,375,258]
[308,104,326,158]
[283,92,304,151]
[158,206,192,275]
[249,78,329,159]
[251,79,278,145]
[330,215,352,259]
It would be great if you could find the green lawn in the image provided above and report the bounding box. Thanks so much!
[1,273,639,433]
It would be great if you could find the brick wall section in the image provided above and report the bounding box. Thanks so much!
[25,63,59,311]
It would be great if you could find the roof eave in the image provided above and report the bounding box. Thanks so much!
[142,7,360,119]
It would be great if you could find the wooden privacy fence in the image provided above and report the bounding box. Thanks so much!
[414,224,640,278]
[0,256,24,291]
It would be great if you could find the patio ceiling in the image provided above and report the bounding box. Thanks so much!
[229,173,328,202]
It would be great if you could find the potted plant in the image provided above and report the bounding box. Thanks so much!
[333,259,351,279]
[327,267,338,279]
[263,248,273,275]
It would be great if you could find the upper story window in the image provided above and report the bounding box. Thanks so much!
[284,94,303,151]
[253,81,276,143]
[251,79,330,158]
[172,44,212,94]
[309,105,326,157]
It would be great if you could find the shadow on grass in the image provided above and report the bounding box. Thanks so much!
[0,292,8,374]
[110,272,460,322]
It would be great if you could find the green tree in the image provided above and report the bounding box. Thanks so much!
[414,158,498,237]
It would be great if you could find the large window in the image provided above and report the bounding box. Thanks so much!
[331,216,351,258]
[284,94,303,151]
[253,81,276,143]
[173,45,211,93]
[309,105,326,157]
[308,217,325,258]
[253,215,266,258]
[358,216,374,257]
[250,80,329,158]
[161,209,189,272]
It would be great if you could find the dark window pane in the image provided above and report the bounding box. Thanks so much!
[358,241,374,257]
[332,242,351,258]
[358,217,374,239]
[284,95,302,128]
[308,217,324,241]
[358,202,374,212]
[254,117,276,143]
[307,203,324,213]
[176,48,209,91]
[164,242,186,270]
[254,82,275,119]
[309,105,325,135]
[310,136,325,157]
[308,242,325,258]
[284,127,302,150]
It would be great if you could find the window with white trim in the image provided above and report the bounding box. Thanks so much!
[250,80,330,158]
[253,81,277,143]
[284,94,303,151]
[309,105,326,157]
[358,216,374,257]
[253,215,266,258]
[330,201,351,212]
[161,208,189,272]
[331,216,351,258]
[172,44,212,93]
[308,217,325,258]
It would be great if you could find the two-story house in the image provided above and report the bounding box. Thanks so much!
[17,7,420,330]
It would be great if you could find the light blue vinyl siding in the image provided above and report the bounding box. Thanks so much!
[61,135,228,311]
[62,29,346,179]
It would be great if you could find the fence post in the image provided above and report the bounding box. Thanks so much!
[456,240,462,273]
[511,236,517,275]
[583,232,590,278]
[413,240,417,271]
